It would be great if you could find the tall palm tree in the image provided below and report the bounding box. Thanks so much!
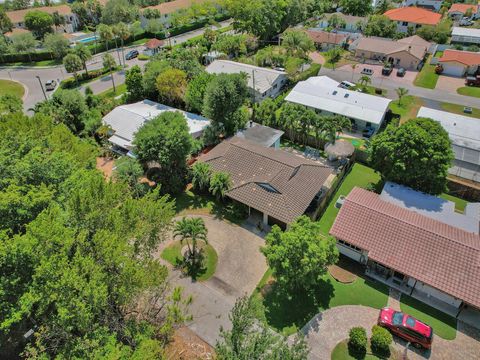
[174,217,208,264]
[282,29,314,58]
[322,115,351,144]
[102,53,116,92]
[74,43,92,77]
[358,75,371,88]
[209,172,231,201]
[114,22,130,67]
[97,24,113,52]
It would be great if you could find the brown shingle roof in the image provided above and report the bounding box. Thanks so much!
[355,35,430,60]
[200,137,334,224]
[145,38,165,49]
[306,30,347,45]
[7,4,72,24]
[330,187,480,308]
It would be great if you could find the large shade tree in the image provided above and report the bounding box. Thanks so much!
[368,118,454,194]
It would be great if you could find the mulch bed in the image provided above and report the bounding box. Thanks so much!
[165,326,215,360]
[328,256,360,284]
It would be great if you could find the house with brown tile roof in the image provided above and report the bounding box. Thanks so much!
[330,186,480,323]
[199,137,335,227]
[305,30,348,50]
[438,49,480,77]
[384,7,442,33]
[353,35,431,70]
[448,3,479,20]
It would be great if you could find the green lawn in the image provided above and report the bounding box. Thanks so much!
[161,240,218,281]
[253,265,389,335]
[414,58,439,89]
[97,83,127,99]
[318,163,381,235]
[457,86,480,98]
[439,193,468,213]
[0,79,25,98]
[353,85,386,96]
[388,96,424,124]
[400,295,457,340]
[433,51,444,58]
[339,137,367,150]
[440,102,480,119]
[2,59,62,67]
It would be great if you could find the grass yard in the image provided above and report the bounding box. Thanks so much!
[331,340,401,360]
[414,58,439,89]
[388,96,424,124]
[0,79,25,98]
[161,240,217,281]
[97,83,127,99]
[457,86,480,98]
[318,163,381,235]
[433,51,444,58]
[322,49,357,70]
[440,102,480,119]
[439,193,468,213]
[400,295,457,340]
[339,137,367,150]
[3,59,62,67]
[253,264,389,335]
[353,85,386,96]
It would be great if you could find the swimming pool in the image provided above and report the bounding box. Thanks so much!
[77,35,98,43]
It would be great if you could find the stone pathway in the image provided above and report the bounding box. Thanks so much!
[387,288,402,311]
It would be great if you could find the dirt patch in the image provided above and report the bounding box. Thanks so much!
[328,256,361,284]
[260,278,276,297]
[165,326,214,360]
[96,157,115,179]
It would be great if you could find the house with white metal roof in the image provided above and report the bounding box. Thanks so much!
[103,100,210,155]
[205,60,288,101]
[285,76,392,132]
[417,106,480,183]
[451,27,480,45]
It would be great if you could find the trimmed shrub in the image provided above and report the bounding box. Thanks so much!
[371,325,393,357]
[348,327,367,355]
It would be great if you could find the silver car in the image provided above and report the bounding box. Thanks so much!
[45,80,57,91]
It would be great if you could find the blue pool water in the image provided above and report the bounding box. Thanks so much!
[78,35,98,43]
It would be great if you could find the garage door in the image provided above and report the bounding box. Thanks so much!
[442,64,465,77]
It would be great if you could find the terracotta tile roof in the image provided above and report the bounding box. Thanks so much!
[145,38,165,49]
[330,187,480,308]
[384,7,442,26]
[7,4,72,24]
[355,35,430,60]
[143,0,208,15]
[4,27,31,37]
[306,30,347,45]
[200,137,335,224]
[439,49,480,66]
[448,3,478,14]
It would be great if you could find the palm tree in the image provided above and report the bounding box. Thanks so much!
[322,115,351,144]
[325,47,343,70]
[191,162,212,193]
[358,75,371,88]
[74,43,92,77]
[351,63,357,82]
[174,217,208,264]
[97,23,113,52]
[102,53,116,92]
[282,29,314,58]
[209,172,231,201]
[114,22,130,67]
[396,87,409,105]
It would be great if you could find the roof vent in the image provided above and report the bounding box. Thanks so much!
[344,93,349,98]
[332,90,338,95]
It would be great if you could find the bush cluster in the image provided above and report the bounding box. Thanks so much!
[371,325,393,357]
[348,327,367,355]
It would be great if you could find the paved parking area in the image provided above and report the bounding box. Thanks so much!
[435,75,465,93]
[337,64,417,86]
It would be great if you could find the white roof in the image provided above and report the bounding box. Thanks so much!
[103,100,210,150]
[417,107,480,152]
[452,27,480,38]
[205,60,286,94]
[381,182,479,234]
[285,76,392,125]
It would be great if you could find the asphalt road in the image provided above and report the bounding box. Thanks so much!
[0,20,232,113]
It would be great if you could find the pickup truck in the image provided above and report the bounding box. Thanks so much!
[466,76,480,87]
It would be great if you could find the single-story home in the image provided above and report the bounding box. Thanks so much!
[143,38,164,56]
[316,13,367,33]
[384,7,442,33]
[354,35,430,70]
[401,0,443,12]
[140,0,210,28]
[103,99,210,155]
[306,30,348,50]
[236,121,284,148]
[448,3,479,20]
[330,185,480,324]
[285,76,392,132]
[451,27,480,45]
[7,4,79,33]
[205,60,288,101]
[199,136,335,228]
[417,106,480,183]
[438,49,480,77]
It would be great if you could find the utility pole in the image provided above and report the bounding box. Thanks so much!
[36,76,47,101]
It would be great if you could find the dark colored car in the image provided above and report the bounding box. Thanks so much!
[125,50,139,60]
[382,64,393,76]
[378,308,433,349]
[396,68,406,77]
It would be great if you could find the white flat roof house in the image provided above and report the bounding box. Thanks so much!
[451,27,480,45]
[285,76,392,130]
[103,99,210,153]
[205,60,288,101]
[417,106,480,182]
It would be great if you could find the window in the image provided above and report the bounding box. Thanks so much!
[273,84,278,89]
[416,24,421,28]
[392,312,404,326]
[406,317,416,328]
[337,240,362,252]
[402,21,408,26]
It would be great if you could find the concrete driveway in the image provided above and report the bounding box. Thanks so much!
[158,215,267,346]
[436,75,465,93]
[337,63,417,86]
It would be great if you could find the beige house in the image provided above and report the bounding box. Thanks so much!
[354,35,430,70]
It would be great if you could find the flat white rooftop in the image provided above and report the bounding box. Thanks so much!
[103,100,210,150]
[285,76,392,125]
[381,182,480,234]
[452,27,480,38]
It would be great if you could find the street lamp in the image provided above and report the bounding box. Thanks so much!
[36,75,47,101]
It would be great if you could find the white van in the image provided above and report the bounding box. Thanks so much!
[339,80,355,89]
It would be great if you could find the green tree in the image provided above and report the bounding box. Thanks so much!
[339,0,372,16]
[133,111,192,194]
[369,118,454,194]
[282,29,314,58]
[321,115,351,144]
[97,23,114,51]
[113,156,143,189]
[142,60,170,99]
[0,94,23,114]
[185,71,215,113]
[262,216,339,290]
[374,0,392,14]
[209,172,231,200]
[102,52,117,92]
[25,10,53,39]
[125,65,143,102]
[10,33,37,61]
[215,296,309,359]
[359,74,371,88]
[254,97,279,127]
[113,22,130,67]
[325,47,343,70]
[173,217,208,265]
[327,13,346,30]
[156,68,187,106]
[0,9,13,37]
[395,87,408,105]
[364,15,397,38]
[52,11,66,32]
[74,43,92,77]
[191,161,212,193]
[203,73,249,136]
[279,102,317,144]
[101,0,139,25]
[43,33,69,60]
[63,53,83,86]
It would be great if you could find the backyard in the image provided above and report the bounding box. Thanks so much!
[413,57,439,89]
